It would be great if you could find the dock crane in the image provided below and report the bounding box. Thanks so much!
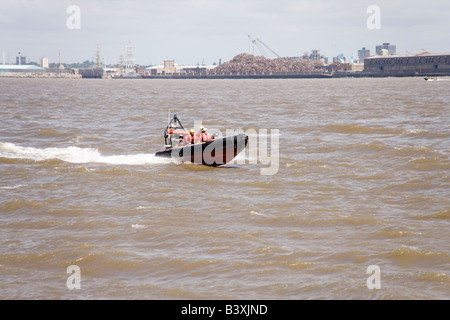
[350,50,358,64]
[58,52,64,69]
[248,35,280,58]
[335,45,345,63]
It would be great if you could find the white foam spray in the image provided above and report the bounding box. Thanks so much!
[0,142,170,165]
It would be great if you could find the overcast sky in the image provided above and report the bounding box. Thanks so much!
[1,0,449,65]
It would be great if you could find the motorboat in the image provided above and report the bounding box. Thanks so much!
[154,115,248,166]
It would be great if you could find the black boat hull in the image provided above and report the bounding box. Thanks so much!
[155,134,248,166]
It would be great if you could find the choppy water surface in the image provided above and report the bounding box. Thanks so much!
[0,77,449,299]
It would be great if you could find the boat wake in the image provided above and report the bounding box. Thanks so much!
[0,142,170,165]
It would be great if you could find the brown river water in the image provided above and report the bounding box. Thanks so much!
[0,77,449,299]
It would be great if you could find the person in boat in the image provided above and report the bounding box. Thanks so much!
[196,127,212,143]
[179,129,196,146]
[167,128,174,147]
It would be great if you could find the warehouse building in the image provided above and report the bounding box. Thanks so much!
[0,64,46,72]
[146,60,180,75]
[364,52,450,76]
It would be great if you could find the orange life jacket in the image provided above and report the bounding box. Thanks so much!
[202,132,211,142]
[196,131,211,142]
[183,133,195,145]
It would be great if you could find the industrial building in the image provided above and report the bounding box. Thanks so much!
[145,60,215,76]
[16,56,27,65]
[146,60,180,75]
[358,47,371,63]
[40,57,49,69]
[364,52,450,76]
[0,64,45,72]
[376,43,396,56]
[302,49,326,63]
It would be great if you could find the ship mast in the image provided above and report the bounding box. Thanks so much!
[96,44,101,69]
[125,41,135,74]
[59,52,64,69]
[119,54,124,76]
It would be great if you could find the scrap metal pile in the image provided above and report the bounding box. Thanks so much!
[213,53,323,74]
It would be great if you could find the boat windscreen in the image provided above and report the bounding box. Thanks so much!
[164,115,187,148]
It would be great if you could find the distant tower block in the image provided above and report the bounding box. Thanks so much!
[125,41,135,74]
[40,57,49,68]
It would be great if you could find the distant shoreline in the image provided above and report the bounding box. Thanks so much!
[0,72,81,79]
[139,72,450,79]
[1,72,449,79]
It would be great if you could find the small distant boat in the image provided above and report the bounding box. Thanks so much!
[112,72,142,79]
[154,114,248,166]
[424,76,439,81]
